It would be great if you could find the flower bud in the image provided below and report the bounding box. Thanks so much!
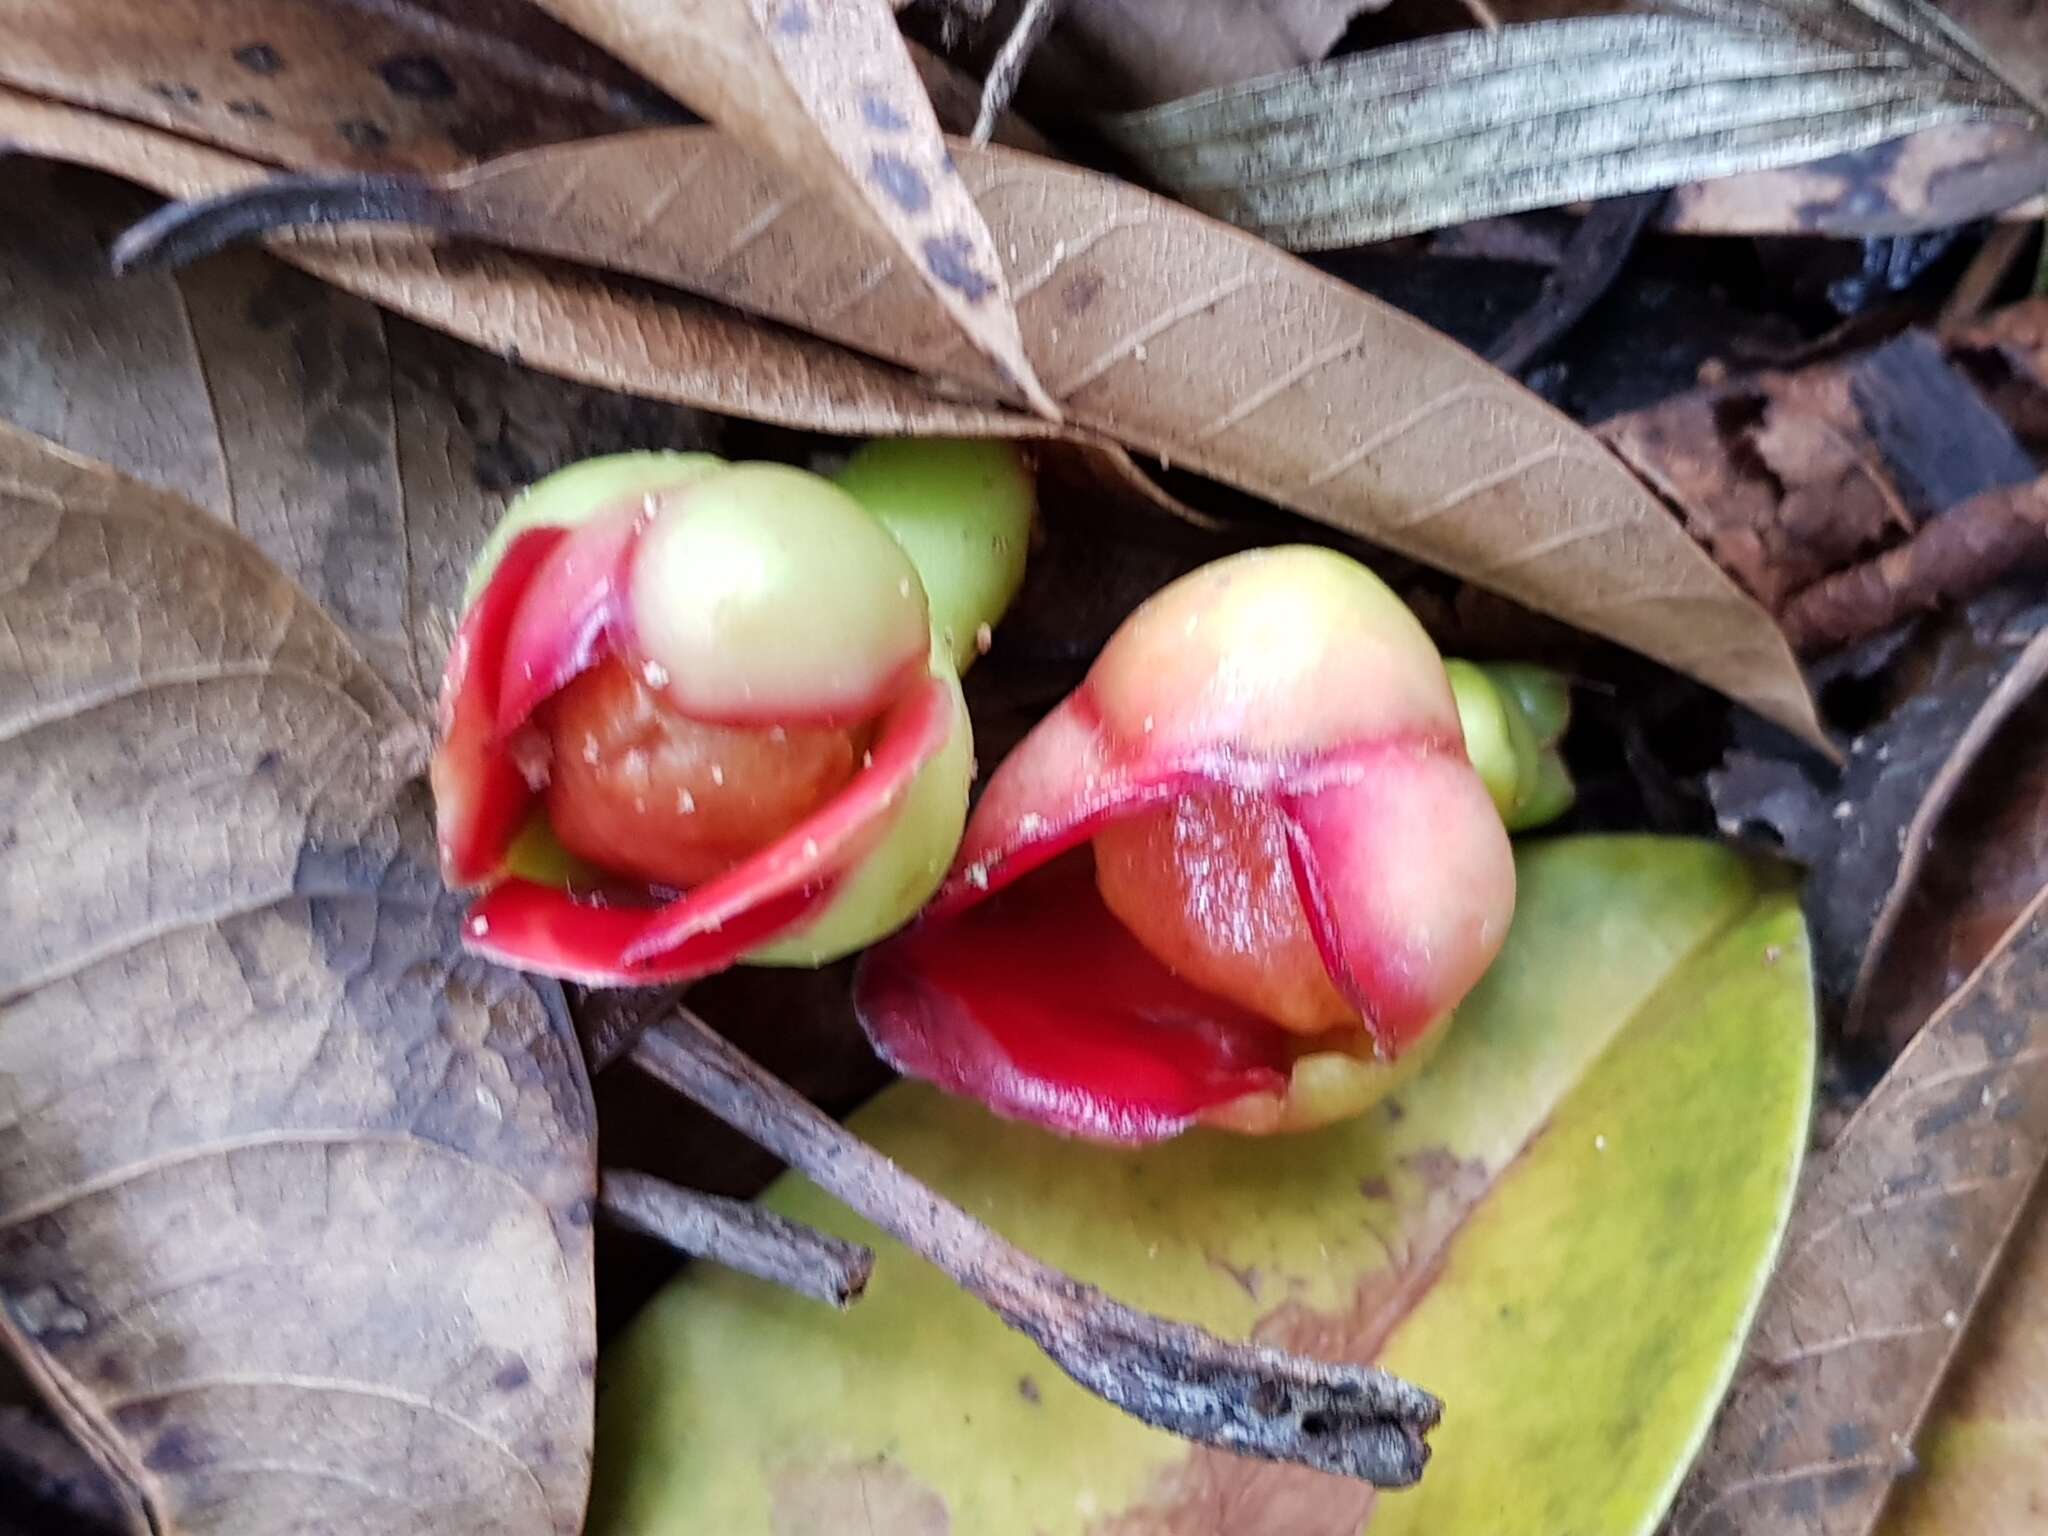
[431,446,1027,985]
[855,546,1517,1143]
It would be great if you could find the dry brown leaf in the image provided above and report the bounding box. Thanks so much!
[1853,619,2048,1051]
[1667,874,2048,1535]
[1664,122,2048,236]
[1710,590,2048,1021]
[0,0,665,173]
[1666,0,2048,235]
[0,87,1043,443]
[1880,1179,2048,1532]
[524,0,1055,414]
[1026,0,1381,110]
[132,125,1824,742]
[0,156,725,717]
[0,422,598,1535]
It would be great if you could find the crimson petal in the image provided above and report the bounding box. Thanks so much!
[433,525,568,886]
[857,854,1295,1144]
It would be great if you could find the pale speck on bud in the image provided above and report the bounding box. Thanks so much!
[642,659,670,689]
[711,763,726,786]
[677,789,696,814]
[862,750,875,770]
[769,725,787,742]
[641,493,660,517]
[803,838,820,859]
[1142,715,1154,733]
[975,622,993,655]
[1018,813,1045,835]
[965,863,989,890]
[582,733,601,765]
[470,915,490,937]
[898,576,912,598]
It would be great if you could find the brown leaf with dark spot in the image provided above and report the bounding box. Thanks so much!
[0,156,723,718]
[0,87,1047,447]
[521,0,1056,415]
[0,0,668,173]
[110,123,1825,743]
[1666,0,2048,237]
[0,423,597,1535]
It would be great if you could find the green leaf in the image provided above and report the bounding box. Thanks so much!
[1100,7,2040,250]
[589,836,1815,1534]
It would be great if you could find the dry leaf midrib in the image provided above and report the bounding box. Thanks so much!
[0,661,384,748]
[0,1126,558,1233]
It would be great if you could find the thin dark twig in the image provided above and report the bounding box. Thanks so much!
[110,176,445,274]
[600,1169,874,1308]
[973,0,1062,145]
[630,1009,1440,1486]
[1486,190,1666,375]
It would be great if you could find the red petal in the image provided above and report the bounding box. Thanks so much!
[494,504,644,739]
[461,879,831,987]
[433,526,568,886]
[857,853,1294,1143]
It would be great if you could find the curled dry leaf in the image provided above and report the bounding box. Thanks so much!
[0,87,1041,442]
[0,0,668,173]
[1710,593,2048,1022]
[593,839,1816,1536]
[1667,882,2048,1536]
[1852,616,2048,1049]
[523,0,1057,414]
[0,423,597,1535]
[1603,308,2048,652]
[110,124,1823,743]
[0,155,724,717]
[1099,7,2033,251]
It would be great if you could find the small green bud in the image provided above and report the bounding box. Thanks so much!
[1445,659,1576,832]
[835,439,1034,675]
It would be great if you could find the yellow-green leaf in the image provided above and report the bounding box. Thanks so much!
[589,836,1815,1534]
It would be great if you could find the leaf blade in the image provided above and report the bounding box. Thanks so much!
[0,423,597,1536]
[1099,12,2034,248]
[98,121,1825,743]
[522,0,1057,414]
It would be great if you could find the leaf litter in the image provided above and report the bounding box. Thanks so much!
[5,0,2048,1529]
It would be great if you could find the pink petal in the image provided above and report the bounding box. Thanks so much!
[461,878,832,988]
[494,503,644,739]
[857,854,1293,1143]
[433,525,568,887]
